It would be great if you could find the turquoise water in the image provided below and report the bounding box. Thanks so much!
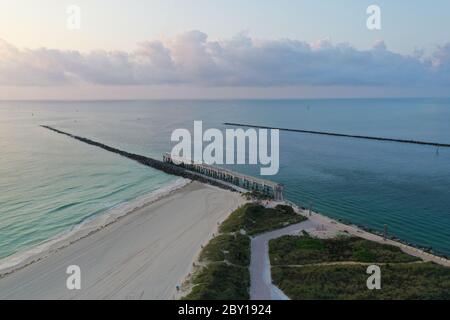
[0,103,177,259]
[1,98,450,258]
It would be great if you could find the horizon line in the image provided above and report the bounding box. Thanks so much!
[1,96,450,103]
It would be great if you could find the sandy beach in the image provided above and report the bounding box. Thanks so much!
[249,202,450,300]
[302,209,450,267]
[0,181,244,300]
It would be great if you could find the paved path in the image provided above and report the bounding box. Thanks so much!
[250,201,450,300]
[250,220,317,300]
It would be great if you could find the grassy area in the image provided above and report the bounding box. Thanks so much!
[219,203,307,236]
[272,262,450,300]
[183,202,305,300]
[199,233,250,266]
[270,235,420,265]
[184,264,250,300]
[270,234,450,300]
[184,232,250,300]
[184,204,450,300]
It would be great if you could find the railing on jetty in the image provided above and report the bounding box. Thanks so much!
[163,153,284,201]
[41,126,284,201]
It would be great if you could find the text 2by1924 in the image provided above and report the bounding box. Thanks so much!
[178,304,272,317]
[222,304,272,316]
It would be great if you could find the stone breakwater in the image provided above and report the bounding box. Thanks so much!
[41,125,240,193]
[224,122,450,148]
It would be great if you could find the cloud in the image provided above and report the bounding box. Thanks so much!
[0,31,449,87]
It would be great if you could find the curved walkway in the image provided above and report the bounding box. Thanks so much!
[250,202,450,300]
[250,220,317,300]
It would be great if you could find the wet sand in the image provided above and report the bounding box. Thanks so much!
[0,182,244,300]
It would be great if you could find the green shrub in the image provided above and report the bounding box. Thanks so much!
[270,235,419,265]
[184,202,305,300]
[272,262,450,300]
[184,264,250,300]
[220,203,306,235]
[199,233,250,266]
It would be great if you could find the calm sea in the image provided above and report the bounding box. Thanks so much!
[1,98,449,258]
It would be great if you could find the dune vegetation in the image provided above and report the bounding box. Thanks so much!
[183,203,306,300]
[219,203,306,236]
[270,234,420,265]
[272,262,450,300]
[270,234,450,300]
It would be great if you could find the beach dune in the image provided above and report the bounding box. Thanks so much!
[0,182,244,300]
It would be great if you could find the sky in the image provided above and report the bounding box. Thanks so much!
[0,0,449,99]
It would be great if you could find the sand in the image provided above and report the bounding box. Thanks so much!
[264,201,450,267]
[302,210,450,267]
[250,201,450,300]
[1,182,447,300]
[0,181,245,300]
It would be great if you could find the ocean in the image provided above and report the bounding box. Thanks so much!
[1,98,449,259]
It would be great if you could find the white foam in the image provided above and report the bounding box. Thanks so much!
[0,178,191,276]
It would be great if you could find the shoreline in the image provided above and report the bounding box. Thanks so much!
[180,197,450,300]
[250,202,450,300]
[0,177,191,278]
[1,174,448,299]
[0,181,245,299]
[285,202,450,267]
